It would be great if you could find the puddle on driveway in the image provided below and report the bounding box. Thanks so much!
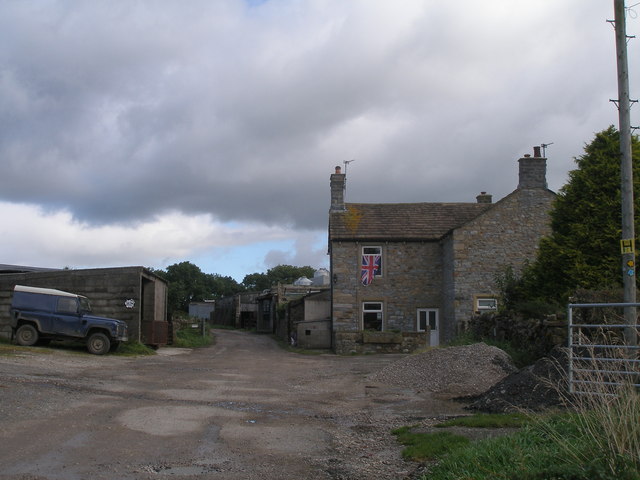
[142,463,224,475]
[156,465,221,475]
[117,405,240,436]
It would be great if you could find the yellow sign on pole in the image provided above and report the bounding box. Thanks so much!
[621,238,635,255]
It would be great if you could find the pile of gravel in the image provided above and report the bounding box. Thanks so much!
[467,349,568,413]
[371,343,518,397]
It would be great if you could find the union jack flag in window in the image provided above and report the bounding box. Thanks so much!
[361,255,381,285]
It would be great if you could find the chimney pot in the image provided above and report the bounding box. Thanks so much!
[476,192,493,204]
[533,146,541,157]
[335,166,341,174]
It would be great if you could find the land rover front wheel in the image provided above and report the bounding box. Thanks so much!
[15,324,39,346]
[87,332,111,355]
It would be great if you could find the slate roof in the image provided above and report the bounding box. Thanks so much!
[329,202,493,241]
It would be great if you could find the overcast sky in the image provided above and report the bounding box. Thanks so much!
[1,1,638,281]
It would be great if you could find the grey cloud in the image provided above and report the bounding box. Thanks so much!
[0,1,635,233]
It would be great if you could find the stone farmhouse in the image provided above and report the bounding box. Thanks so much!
[328,147,556,354]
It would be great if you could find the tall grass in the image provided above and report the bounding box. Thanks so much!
[554,387,640,477]
[423,332,640,480]
[547,335,640,477]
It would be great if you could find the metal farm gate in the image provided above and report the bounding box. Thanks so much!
[568,302,640,395]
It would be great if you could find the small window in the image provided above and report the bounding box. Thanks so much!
[361,246,382,285]
[475,296,498,312]
[362,302,383,331]
[56,296,78,314]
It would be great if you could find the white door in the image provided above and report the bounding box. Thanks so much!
[417,309,439,347]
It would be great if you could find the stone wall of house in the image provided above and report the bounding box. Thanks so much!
[441,237,456,342]
[333,331,428,354]
[444,188,555,341]
[331,240,442,334]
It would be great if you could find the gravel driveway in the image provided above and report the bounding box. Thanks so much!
[0,329,480,480]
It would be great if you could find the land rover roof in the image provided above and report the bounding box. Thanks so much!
[14,285,79,298]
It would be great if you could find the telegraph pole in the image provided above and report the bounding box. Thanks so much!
[613,0,637,345]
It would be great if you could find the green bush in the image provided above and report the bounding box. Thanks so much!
[513,299,559,318]
[173,324,212,348]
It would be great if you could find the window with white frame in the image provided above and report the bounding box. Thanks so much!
[417,308,438,332]
[475,296,498,313]
[362,302,384,331]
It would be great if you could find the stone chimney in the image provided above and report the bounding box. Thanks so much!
[518,146,547,189]
[330,166,346,212]
[476,192,492,204]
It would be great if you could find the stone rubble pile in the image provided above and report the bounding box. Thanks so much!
[372,343,518,398]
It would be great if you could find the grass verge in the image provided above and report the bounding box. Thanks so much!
[114,341,156,356]
[435,412,530,429]
[0,339,156,356]
[394,406,640,479]
[0,343,55,356]
[423,412,640,480]
[392,426,469,462]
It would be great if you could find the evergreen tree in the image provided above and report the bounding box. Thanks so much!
[525,126,640,302]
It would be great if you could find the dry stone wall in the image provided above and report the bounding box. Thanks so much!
[469,312,567,359]
[333,331,428,354]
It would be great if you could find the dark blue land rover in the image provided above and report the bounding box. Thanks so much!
[10,285,128,355]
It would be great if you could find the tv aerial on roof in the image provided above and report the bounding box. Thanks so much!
[541,142,554,157]
[343,159,356,175]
